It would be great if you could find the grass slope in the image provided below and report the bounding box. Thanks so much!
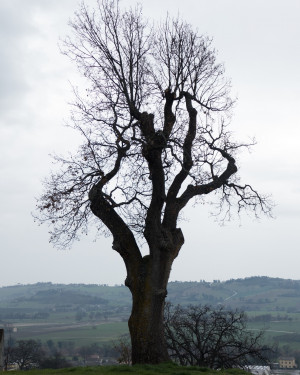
[6,364,247,375]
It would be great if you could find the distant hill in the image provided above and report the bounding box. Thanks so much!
[0,283,131,322]
[1,276,300,348]
[1,276,300,314]
[168,276,300,312]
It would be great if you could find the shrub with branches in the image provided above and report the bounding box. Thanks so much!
[164,303,272,369]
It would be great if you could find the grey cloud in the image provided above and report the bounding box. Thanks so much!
[0,2,39,123]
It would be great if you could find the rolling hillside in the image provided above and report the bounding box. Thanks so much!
[1,276,300,311]
[1,276,300,348]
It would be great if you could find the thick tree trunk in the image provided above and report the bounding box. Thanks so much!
[127,253,173,364]
[90,191,183,363]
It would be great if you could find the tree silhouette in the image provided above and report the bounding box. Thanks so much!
[10,340,44,370]
[36,0,272,364]
[164,303,272,368]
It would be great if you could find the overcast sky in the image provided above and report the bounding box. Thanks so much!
[1,0,300,287]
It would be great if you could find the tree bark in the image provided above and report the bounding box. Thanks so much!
[124,227,184,364]
[90,183,185,364]
[127,254,172,364]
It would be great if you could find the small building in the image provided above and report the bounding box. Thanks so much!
[279,357,297,369]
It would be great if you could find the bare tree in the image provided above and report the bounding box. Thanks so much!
[164,303,272,369]
[10,340,44,370]
[35,0,272,364]
[113,334,132,365]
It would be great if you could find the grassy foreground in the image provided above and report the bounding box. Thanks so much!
[7,364,247,375]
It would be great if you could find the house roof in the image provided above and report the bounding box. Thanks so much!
[279,357,295,361]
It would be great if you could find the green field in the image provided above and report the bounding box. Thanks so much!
[13,319,300,349]
[15,322,128,346]
[247,320,300,348]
